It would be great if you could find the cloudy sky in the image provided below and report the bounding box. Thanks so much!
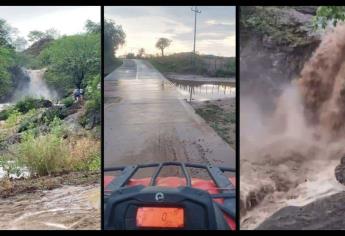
[105,6,235,57]
[0,6,100,42]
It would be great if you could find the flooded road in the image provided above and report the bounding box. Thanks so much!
[0,184,100,230]
[168,78,235,102]
[104,59,235,177]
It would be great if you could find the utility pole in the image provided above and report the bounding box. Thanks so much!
[191,6,201,67]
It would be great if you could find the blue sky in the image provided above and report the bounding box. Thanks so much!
[105,6,236,57]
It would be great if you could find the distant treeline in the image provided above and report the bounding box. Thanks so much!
[148,53,236,78]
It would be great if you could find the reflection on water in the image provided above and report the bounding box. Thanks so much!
[168,78,235,101]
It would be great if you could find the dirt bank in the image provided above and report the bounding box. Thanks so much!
[191,98,236,149]
[165,72,235,83]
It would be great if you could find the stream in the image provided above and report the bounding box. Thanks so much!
[0,184,100,230]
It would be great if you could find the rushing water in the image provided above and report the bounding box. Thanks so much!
[0,185,100,230]
[0,103,11,112]
[168,78,236,101]
[12,69,58,102]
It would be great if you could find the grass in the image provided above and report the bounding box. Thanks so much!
[149,53,208,75]
[0,93,100,183]
[195,103,236,147]
[148,53,236,77]
[1,115,100,178]
[16,118,70,176]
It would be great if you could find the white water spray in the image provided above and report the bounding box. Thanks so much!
[12,68,58,102]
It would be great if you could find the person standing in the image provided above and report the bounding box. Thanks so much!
[73,88,80,102]
[79,88,84,102]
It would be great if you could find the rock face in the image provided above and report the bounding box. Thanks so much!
[335,156,345,186]
[256,192,345,230]
[240,6,321,111]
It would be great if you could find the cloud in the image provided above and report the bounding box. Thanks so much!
[105,6,235,57]
[205,19,235,26]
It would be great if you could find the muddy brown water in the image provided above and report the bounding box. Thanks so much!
[0,184,100,230]
[240,23,345,229]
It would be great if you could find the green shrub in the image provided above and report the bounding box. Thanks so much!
[85,75,100,112]
[41,107,66,125]
[4,109,21,128]
[16,118,69,176]
[0,107,14,121]
[15,97,37,113]
[61,96,74,108]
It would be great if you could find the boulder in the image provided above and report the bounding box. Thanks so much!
[256,192,345,230]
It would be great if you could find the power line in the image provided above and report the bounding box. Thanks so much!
[191,6,201,66]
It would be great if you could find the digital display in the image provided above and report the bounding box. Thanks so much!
[136,207,184,228]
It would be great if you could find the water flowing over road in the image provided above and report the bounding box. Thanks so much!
[104,59,235,177]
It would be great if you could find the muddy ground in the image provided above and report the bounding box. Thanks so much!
[0,172,100,230]
[191,98,236,149]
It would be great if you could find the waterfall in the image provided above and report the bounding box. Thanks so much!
[12,68,58,102]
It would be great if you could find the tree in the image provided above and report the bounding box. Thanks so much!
[104,18,125,63]
[126,53,135,59]
[85,20,101,34]
[155,38,171,56]
[28,30,46,42]
[137,48,145,58]
[40,33,100,89]
[28,28,60,43]
[314,6,345,29]
[45,28,60,39]
[0,47,14,99]
[0,19,14,48]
